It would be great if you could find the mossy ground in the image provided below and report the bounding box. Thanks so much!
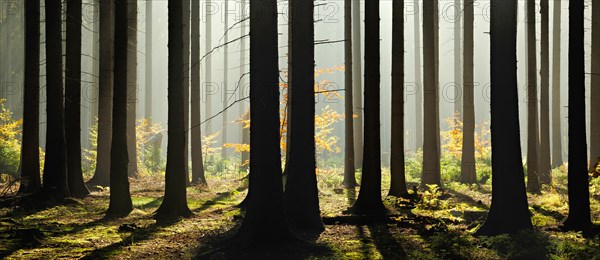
[1,166,599,259]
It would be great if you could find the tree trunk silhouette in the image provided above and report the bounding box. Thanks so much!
[551,0,563,168]
[421,0,441,186]
[66,0,90,198]
[454,0,462,119]
[107,0,133,216]
[145,0,153,119]
[183,0,191,185]
[414,0,423,151]
[590,0,600,172]
[526,0,541,193]
[231,0,296,246]
[191,0,206,185]
[18,0,41,194]
[460,0,476,184]
[389,0,407,197]
[562,0,592,231]
[88,0,114,187]
[240,0,249,173]
[343,0,357,188]
[88,0,99,149]
[43,0,70,197]
[155,0,192,219]
[126,0,138,178]
[352,0,363,169]
[476,0,532,235]
[351,0,386,215]
[539,0,552,184]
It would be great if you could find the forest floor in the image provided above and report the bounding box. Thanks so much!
[1,167,600,259]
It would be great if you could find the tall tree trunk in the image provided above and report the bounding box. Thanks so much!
[240,0,249,173]
[155,0,192,219]
[539,0,552,184]
[204,0,213,135]
[563,0,592,231]
[88,0,114,187]
[352,0,363,169]
[454,0,462,119]
[43,0,70,197]
[66,0,90,198]
[221,0,229,158]
[126,0,138,178]
[351,0,386,215]
[414,0,423,151]
[89,0,99,149]
[343,0,357,188]
[476,0,532,235]
[421,0,441,186]
[551,0,563,168]
[590,0,600,172]
[389,0,407,197]
[183,0,191,184]
[232,0,296,246]
[460,0,476,184]
[18,0,41,194]
[107,0,133,216]
[526,0,541,193]
[191,0,206,185]
[145,0,152,119]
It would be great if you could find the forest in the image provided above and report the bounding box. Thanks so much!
[0,0,599,258]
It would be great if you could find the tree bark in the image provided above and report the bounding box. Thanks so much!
[352,0,363,169]
[191,0,206,185]
[526,0,541,193]
[460,0,476,184]
[183,0,191,185]
[563,0,592,231]
[590,0,600,172]
[126,0,138,178]
[145,0,153,119]
[539,0,552,184]
[476,0,532,235]
[155,0,192,219]
[414,0,423,151]
[343,0,357,188]
[551,0,563,168]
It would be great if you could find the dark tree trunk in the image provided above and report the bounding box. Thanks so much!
[476,0,532,235]
[231,0,296,246]
[539,0,552,184]
[454,0,462,119]
[18,0,41,194]
[343,0,357,188]
[191,0,206,185]
[414,0,423,151]
[126,0,138,178]
[352,0,363,169]
[88,0,114,187]
[351,0,386,215]
[43,0,70,197]
[66,0,90,198]
[590,0,600,172]
[460,0,476,184]
[183,0,191,185]
[145,0,153,119]
[89,0,100,150]
[551,0,563,168]
[107,0,133,216]
[389,0,407,197]
[421,0,441,186]
[526,0,541,193]
[284,0,324,235]
[240,0,249,173]
[155,0,192,219]
[562,0,592,231]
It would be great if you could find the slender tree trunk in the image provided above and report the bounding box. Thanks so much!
[126,0,138,178]
[66,0,90,198]
[539,0,552,184]
[351,0,386,215]
[343,0,357,188]
[389,0,407,197]
[414,0,423,151]
[526,0,541,193]
[222,0,229,158]
[88,0,113,187]
[205,0,213,135]
[43,0,70,197]
[352,0,363,169]
[191,0,206,185]
[454,0,462,119]
[155,0,192,219]
[89,0,99,149]
[551,0,563,168]
[232,0,296,246]
[563,0,592,231]
[107,0,133,216]
[145,0,152,119]
[590,0,600,172]
[421,0,441,186]
[476,0,532,235]
[460,0,476,184]
[240,0,249,173]
[183,0,191,184]
[18,0,41,194]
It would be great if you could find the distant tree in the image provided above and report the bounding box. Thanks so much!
[539,0,552,184]
[551,0,563,168]
[155,0,192,219]
[204,0,213,135]
[43,0,70,197]
[421,0,441,186]
[590,0,600,172]
[145,0,153,119]
[351,0,386,215]
[107,0,133,216]
[343,0,357,188]
[126,0,138,178]
[476,0,533,235]
[460,0,476,184]
[18,0,41,194]
[191,0,207,185]
[563,0,592,231]
[231,0,296,245]
[221,0,229,158]
[414,0,423,151]
[352,0,363,169]
[389,0,408,197]
[65,0,90,198]
[454,0,462,119]
[526,0,541,193]
[88,0,114,187]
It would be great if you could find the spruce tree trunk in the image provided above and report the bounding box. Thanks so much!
[66,0,90,198]
[352,0,363,169]
[126,0,138,178]
[454,0,462,119]
[222,0,229,158]
[539,0,552,184]
[563,0,592,231]
[107,0,133,216]
[343,0,357,188]
[155,0,192,219]
[43,0,70,197]
[191,0,206,185]
[551,0,563,168]
[183,0,191,184]
[89,0,99,149]
[526,0,541,193]
[590,0,600,172]
[145,0,153,119]
[460,0,476,184]
[18,0,41,194]
[414,0,423,151]
[476,0,532,235]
